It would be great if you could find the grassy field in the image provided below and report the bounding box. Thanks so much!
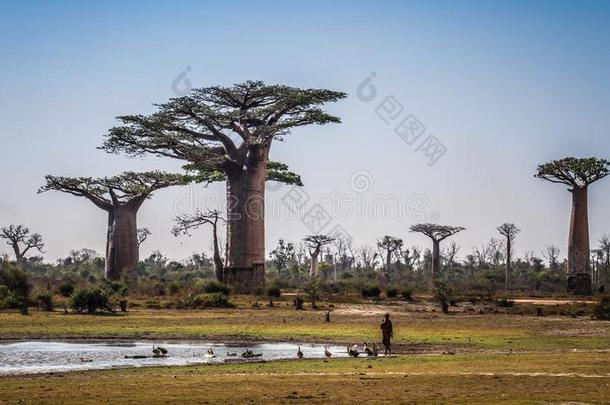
[1,298,609,403]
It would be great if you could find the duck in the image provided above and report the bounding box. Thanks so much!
[152,346,161,356]
[347,344,359,357]
[79,357,93,362]
[363,343,374,356]
[297,346,304,359]
[226,352,237,357]
[324,346,332,358]
[157,346,168,355]
[205,348,216,358]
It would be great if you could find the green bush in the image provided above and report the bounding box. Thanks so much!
[385,287,398,298]
[402,288,413,301]
[496,297,515,307]
[202,280,230,295]
[69,288,114,314]
[36,292,53,311]
[0,263,31,312]
[267,285,281,299]
[361,285,381,298]
[594,295,610,320]
[176,293,234,309]
[58,283,75,298]
[434,281,454,314]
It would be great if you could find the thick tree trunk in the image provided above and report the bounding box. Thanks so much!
[505,238,511,291]
[224,145,269,293]
[105,206,139,281]
[567,186,591,295]
[309,250,319,277]
[431,239,440,279]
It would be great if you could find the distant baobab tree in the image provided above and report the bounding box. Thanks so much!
[303,235,334,277]
[39,171,190,280]
[0,225,44,265]
[410,223,465,279]
[535,157,609,294]
[497,223,520,291]
[173,209,226,282]
[100,81,345,292]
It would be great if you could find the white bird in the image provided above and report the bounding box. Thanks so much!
[205,348,216,358]
[297,346,304,359]
[324,346,332,358]
[363,343,373,356]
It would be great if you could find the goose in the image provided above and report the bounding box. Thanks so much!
[297,346,304,359]
[226,352,237,357]
[157,346,168,355]
[363,343,374,356]
[152,346,161,356]
[79,357,93,362]
[347,344,359,357]
[324,346,332,358]
[205,348,216,358]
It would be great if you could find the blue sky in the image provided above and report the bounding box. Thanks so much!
[1,0,610,262]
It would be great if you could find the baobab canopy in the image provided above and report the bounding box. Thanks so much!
[535,157,609,188]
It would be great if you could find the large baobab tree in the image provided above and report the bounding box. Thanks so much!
[376,236,403,276]
[0,225,44,265]
[100,81,345,292]
[39,171,190,280]
[535,157,609,294]
[303,235,334,277]
[410,223,465,279]
[497,223,520,291]
[173,209,226,282]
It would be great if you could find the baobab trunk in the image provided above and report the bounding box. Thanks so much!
[309,250,319,277]
[567,186,591,294]
[431,239,440,279]
[224,145,269,293]
[211,221,224,282]
[105,206,139,281]
[505,238,511,291]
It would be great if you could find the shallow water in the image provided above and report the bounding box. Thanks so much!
[0,341,349,375]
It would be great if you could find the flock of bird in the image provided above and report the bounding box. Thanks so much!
[81,343,381,363]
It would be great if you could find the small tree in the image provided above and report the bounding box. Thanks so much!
[173,209,226,282]
[376,236,403,276]
[410,224,465,279]
[303,278,320,309]
[0,225,44,266]
[267,285,281,307]
[535,157,610,294]
[434,281,454,314]
[497,223,520,291]
[269,239,295,278]
[303,235,334,277]
[0,262,32,314]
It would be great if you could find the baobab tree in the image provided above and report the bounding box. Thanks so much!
[410,223,465,279]
[303,235,334,277]
[173,209,226,282]
[39,171,190,280]
[100,81,345,292]
[535,157,610,294]
[376,236,403,276]
[497,223,520,291]
[0,225,44,265]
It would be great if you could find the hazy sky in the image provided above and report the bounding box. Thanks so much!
[1,0,610,263]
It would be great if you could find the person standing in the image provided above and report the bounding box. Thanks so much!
[380,313,393,355]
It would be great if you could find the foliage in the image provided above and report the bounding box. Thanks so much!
[496,297,515,307]
[303,278,320,308]
[434,281,454,314]
[401,288,413,301]
[58,283,75,298]
[175,293,234,309]
[35,292,53,311]
[594,295,610,320]
[0,263,31,309]
[362,285,381,298]
[69,288,114,314]
[385,286,398,298]
[535,157,610,187]
[267,285,281,299]
[200,280,230,295]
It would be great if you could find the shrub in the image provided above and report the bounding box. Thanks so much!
[36,292,53,311]
[168,282,182,295]
[434,281,454,314]
[69,288,114,314]
[267,285,281,306]
[303,278,320,308]
[402,288,413,301]
[385,287,398,298]
[496,297,515,307]
[58,283,75,298]
[202,280,230,295]
[0,263,31,313]
[594,295,610,320]
[361,285,381,298]
[176,293,234,309]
